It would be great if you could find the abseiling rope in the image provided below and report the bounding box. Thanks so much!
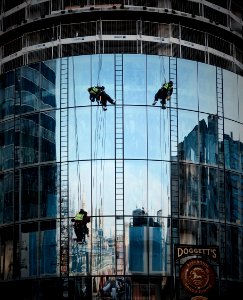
[72,56,82,208]
[160,55,166,84]
[92,54,106,226]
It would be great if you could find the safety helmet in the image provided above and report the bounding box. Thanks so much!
[169,81,173,85]
[87,87,91,92]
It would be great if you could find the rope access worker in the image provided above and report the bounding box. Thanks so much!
[152,80,173,109]
[71,209,90,243]
[88,86,116,111]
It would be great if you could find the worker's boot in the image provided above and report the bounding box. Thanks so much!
[161,100,166,109]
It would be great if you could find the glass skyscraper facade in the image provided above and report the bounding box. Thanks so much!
[0,1,243,299]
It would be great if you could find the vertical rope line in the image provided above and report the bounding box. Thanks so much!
[160,55,166,84]
[100,112,106,223]
[94,107,101,215]
[72,56,82,207]
[97,53,102,86]
[93,54,104,229]
[160,109,163,209]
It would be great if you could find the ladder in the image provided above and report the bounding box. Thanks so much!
[114,54,125,275]
[169,57,180,288]
[169,56,180,299]
[216,67,224,167]
[216,67,226,280]
[216,67,225,221]
[59,57,69,279]
[169,56,179,241]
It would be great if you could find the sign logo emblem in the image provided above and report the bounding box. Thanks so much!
[180,258,215,294]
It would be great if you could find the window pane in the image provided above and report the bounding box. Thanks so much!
[69,55,91,107]
[21,114,39,165]
[240,123,243,172]
[92,107,115,159]
[199,113,218,165]
[239,75,243,122]
[21,223,38,277]
[0,172,13,224]
[40,111,57,162]
[178,59,198,110]
[180,219,199,244]
[225,172,242,224]
[148,107,170,160]
[40,220,57,275]
[90,216,116,276]
[128,216,169,274]
[69,161,92,214]
[147,55,170,106]
[21,167,38,220]
[0,70,15,119]
[40,165,58,218]
[180,164,199,218]
[21,63,41,113]
[69,107,91,161]
[178,110,199,162]
[124,107,147,159]
[0,120,14,170]
[200,166,219,220]
[224,119,240,171]
[223,69,238,120]
[0,226,14,280]
[148,161,170,218]
[91,160,115,215]
[124,55,146,105]
[124,160,147,215]
[201,222,219,245]
[92,55,115,105]
[226,226,242,280]
[40,61,57,110]
[198,63,217,114]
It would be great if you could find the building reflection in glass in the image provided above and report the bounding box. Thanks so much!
[0,54,242,299]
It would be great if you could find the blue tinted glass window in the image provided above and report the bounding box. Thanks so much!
[224,119,240,171]
[124,55,146,105]
[198,63,217,114]
[199,113,218,165]
[225,172,242,224]
[21,167,38,220]
[178,59,198,110]
[40,165,58,218]
[200,166,218,219]
[178,110,199,162]
[124,106,147,159]
[180,164,199,218]
[223,69,238,121]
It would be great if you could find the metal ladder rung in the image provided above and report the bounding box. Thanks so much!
[169,57,180,243]
[115,54,125,275]
[60,57,69,277]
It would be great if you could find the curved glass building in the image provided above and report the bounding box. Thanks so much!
[0,1,242,299]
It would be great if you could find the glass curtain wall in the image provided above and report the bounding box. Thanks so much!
[0,54,242,299]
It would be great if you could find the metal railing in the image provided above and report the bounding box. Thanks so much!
[0,19,242,75]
